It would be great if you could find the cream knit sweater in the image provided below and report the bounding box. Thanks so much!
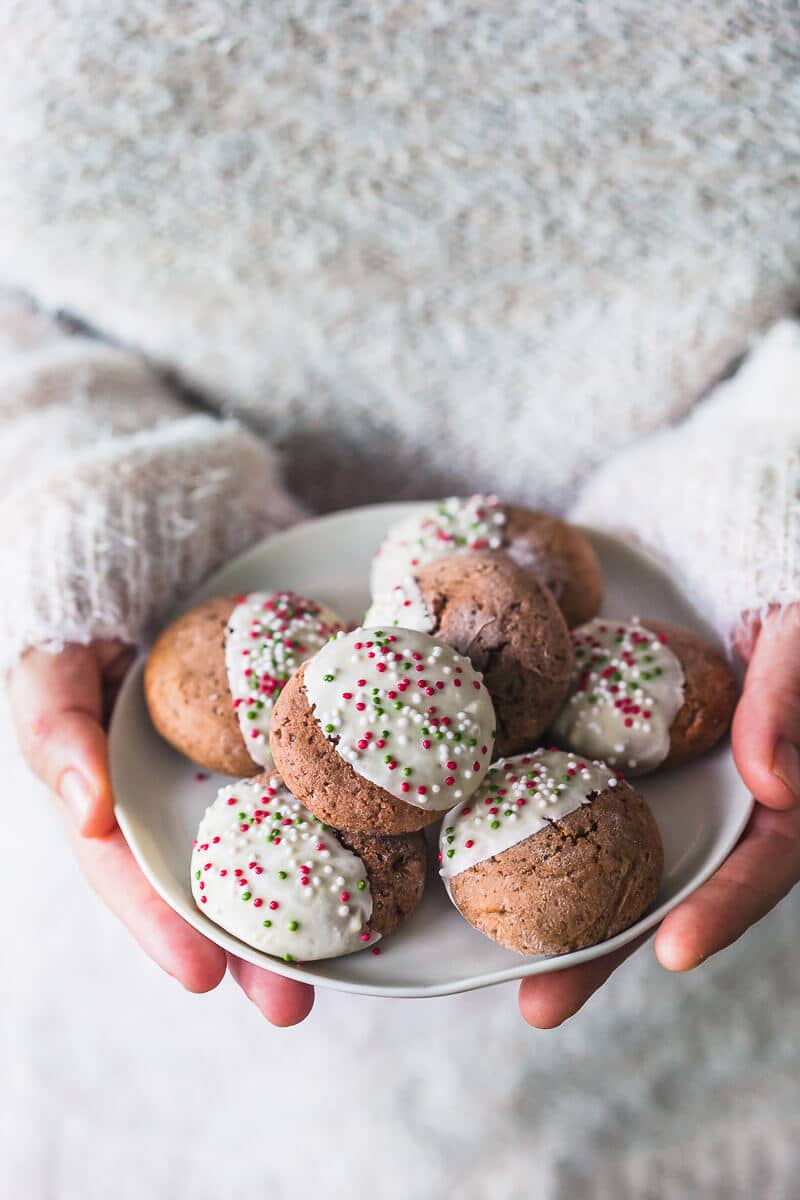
[0,1,798,666]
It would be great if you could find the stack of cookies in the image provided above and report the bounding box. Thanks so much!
[145,496,737,964]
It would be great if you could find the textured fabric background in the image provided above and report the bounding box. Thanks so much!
[2,687,799,1200]
[1,2,799,512]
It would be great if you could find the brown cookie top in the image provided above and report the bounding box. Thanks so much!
[145,595,259,777]
[339,828,428,937]
[415,552,574,756]
[270,662,442,834]
[550,616,737,774]
[448,779,663,956]
[502,505,604,628]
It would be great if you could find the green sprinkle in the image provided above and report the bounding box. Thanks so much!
[246,710,258,720]
[445,826,454,834]
[356,880,366,891]
[283,954,294,963]
[467,737,477,747]
[195,870,201,880]
[453,732,462,742]
[491,820,501,829]
[319,823,327,832]
[446,848,455,858]
[323,673,334,682]
[242,891,252,901]
[325,723,335,733]
[447,834,454,844]
[393,701,402,710]
[402,767,412,777]
[505,809,513,816]
[238,812,246,820]
[420,726,429,735]
[435,731,445,741]
[278,870,288,880]
[383,754,392,764]
[382,730,390,738]
[289,920,299,932]
[262,919,272,927]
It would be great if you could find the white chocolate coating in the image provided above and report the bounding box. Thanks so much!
[439,749,619,879]
[369,495,507,598]
[363,575,433,633]
[304,627,496,811]
[225,591,344,769]
[191,777,378,961]
[550,618,685,774]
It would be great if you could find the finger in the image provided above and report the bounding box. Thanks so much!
[9,645,115,836]
[69,823,227,992]
[227,955,315,1027]
[655,804,800,971]
[732,605,800,811]
[518,935,647,1029]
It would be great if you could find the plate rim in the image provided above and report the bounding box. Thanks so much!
[110,501,753,998]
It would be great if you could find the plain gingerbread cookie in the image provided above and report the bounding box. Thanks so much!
[440,749,663,955]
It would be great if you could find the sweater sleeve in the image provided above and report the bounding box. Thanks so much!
[0,292,304,673]
[570,319,800,647]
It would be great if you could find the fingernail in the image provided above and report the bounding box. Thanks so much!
[772,740,800,802]
[59,769,93,830]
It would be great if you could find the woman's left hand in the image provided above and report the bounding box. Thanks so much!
[519,604,800,1028]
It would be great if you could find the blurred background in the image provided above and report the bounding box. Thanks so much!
[3,683,800,1200]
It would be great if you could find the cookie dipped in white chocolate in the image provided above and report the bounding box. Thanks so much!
[440,749,619,881]
[370,495,507,599]
[191,777,378,961]
[304,627,496,811]
[550,618,685,774]
[225,591,344,769]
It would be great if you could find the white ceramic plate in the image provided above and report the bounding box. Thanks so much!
[110,503,753,998]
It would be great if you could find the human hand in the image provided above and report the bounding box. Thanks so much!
[518,604,800,1028]
[9,642,314,1026]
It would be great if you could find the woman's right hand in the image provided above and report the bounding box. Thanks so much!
[8,642,315,1026]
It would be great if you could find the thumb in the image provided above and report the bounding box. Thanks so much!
[732,604,800,811]
[9,644,116,836]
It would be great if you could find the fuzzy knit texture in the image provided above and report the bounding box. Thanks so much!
[1,3,800,1198]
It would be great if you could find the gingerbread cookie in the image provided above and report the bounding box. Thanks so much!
[192,775,426,961]
[550,617,737,774]
[440,749,663,955]
[270,627,497,834]
[369,495,602,629]
[145,591,344,775]
[368,552,573,756]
